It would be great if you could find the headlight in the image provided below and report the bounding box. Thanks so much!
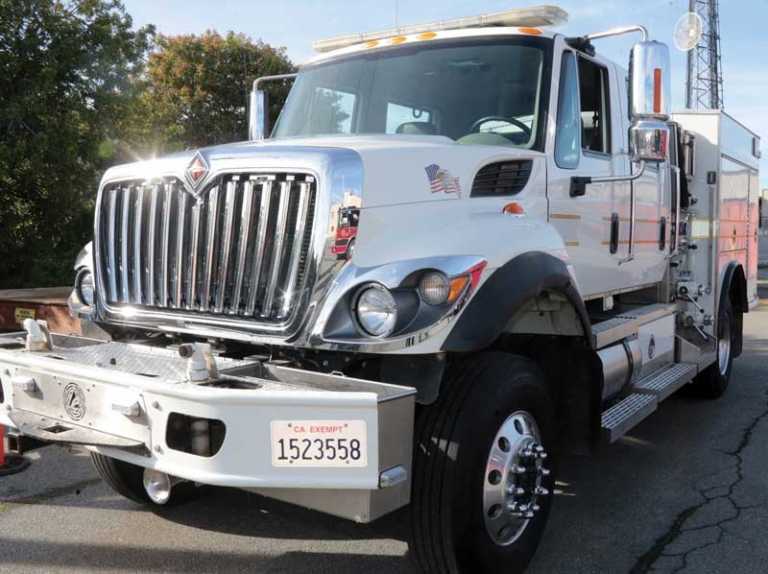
[418,271,450,305]
[354,285,397,337]
[75,268,95,306]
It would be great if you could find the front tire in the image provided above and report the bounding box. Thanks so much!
[91,453,200,506]
[410,353,556,574]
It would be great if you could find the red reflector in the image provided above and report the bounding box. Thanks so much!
[653,68,662,114]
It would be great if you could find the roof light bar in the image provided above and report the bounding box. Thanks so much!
[312,5,569,53]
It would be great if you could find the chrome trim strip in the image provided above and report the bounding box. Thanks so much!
[263,180,291,316]
[175,191,188,308]
[231,179,254,314]
[120,186,131,302]
[147,184,160,306]
[106,188,118,302]
[133,186,144,304]
[215,179,237,313]
[279,180,310,319]
[187,199,202,310]
[246,179,273,315]
[202,185,219,311]
[160,181,173,307]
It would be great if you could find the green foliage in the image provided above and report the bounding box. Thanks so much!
[0,4,294,289]
[127,31,294,154]
[0,0,154,288]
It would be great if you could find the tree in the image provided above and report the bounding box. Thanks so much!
[0,0,154,288]
[128,31,295,153]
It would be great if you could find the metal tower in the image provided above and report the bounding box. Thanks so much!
[686,0,724,110]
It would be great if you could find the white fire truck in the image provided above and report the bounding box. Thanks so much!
[0,6,761,573]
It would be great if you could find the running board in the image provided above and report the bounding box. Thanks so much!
[592,303,676,349]
[601,362,698,443]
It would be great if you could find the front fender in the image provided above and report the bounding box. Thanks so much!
[442,251,592,352]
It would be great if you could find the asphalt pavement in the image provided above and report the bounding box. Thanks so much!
[2,283,768,573]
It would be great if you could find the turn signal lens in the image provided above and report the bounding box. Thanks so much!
[419,271,450,305]
[447,275,470,303]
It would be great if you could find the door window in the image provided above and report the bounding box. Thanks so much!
[555,52,581,169]
[578,58,611,154]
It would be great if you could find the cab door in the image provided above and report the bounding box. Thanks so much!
[546,49,630,299]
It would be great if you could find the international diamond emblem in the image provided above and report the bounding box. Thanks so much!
[185,152,209,190]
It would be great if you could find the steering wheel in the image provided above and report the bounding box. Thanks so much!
[469,116,532,138]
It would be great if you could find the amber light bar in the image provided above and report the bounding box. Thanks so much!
[312,5,568,53]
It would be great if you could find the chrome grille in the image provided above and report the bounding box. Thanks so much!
[97,173,316,322]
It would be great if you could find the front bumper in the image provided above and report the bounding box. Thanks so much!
[0,332,415,522]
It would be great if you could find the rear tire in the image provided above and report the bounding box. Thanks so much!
[91,453,200,506]
[409,352,556,574]
[691,297,736,399]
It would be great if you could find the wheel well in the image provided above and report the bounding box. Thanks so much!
[724,263,747,357]
[490,330,601,455]
[727,264,748,313]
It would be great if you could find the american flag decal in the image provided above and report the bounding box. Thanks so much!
[425,163,461,195]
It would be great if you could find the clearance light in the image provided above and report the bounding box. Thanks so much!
[502,202,525,215]
[312,5,568,52]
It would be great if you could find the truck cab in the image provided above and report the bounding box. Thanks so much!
[0,7,760,574]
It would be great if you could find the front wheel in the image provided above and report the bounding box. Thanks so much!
[410,353,556,574]
[691,297,737,399]
[91,453,200,506]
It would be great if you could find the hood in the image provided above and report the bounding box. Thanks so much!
[101,134,543,209]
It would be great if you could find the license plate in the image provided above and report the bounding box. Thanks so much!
[270,420,367,467]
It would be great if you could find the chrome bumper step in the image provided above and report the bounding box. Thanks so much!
[601,362,698,442]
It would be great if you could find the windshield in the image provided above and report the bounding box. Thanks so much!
[273,37,552,150]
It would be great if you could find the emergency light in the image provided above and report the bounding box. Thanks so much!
[312,5,568,53]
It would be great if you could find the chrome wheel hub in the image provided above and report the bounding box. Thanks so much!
[718,316,731,376]
[482,411,551,546]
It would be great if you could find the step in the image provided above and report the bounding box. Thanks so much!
[634,362,698,401]
[601,393,658,443]
[592,303,676,349]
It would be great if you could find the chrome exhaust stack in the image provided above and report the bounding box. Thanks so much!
[143,468,181,505]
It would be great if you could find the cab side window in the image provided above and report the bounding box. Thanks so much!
[555,52,581,169]
[578,58,611,154]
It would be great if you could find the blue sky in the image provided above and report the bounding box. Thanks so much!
[124,0,768,185]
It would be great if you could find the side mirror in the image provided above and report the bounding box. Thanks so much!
[630,119,670,163]
[628,40,671,165]
[248,88,269,141]
[629,40,671,120]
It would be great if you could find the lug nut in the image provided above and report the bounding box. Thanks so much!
[524,511,535,519]
[540,468,550,477]
[535,486,550,496]
[531,504,540,512]
[511,465,526,474]
[534,445,544,453]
